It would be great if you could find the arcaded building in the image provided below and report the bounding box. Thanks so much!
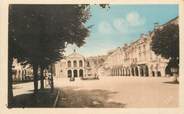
[104,17,178,77]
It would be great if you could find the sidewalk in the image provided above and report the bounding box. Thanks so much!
[12,81,58,108]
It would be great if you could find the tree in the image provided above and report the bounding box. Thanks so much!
[8,4,108,107]
[151,21,179,81]
[39,56,62,90]
[8,5,91,106]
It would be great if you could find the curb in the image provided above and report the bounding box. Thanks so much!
[53,89,60,107]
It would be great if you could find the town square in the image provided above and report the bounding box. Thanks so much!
[9,4,179,108]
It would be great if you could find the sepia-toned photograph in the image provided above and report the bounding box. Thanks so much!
[8,4,179,108]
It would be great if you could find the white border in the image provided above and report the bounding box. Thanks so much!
[0,0,183,114]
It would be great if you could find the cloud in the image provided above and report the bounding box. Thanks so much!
[126,12,145,26]
[98,21,113,34]
[112,12,146,35]
[113,18,129,34]
[98,12,146,35]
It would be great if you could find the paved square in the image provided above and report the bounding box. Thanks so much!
[55,76,179,108]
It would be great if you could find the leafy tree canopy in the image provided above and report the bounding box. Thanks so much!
[151,23,179,60]
[9,5,91,64]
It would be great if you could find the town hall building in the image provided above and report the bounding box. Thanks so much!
[55,50,85,78]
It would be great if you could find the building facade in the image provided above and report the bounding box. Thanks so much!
[104,17,178,77]
[12,58,33,81]
[55,50,106,78]
[55,50,85,78]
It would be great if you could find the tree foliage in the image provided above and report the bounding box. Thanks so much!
[9,5,91,62]
[151,23,179,60]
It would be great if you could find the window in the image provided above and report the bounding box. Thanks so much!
[79,60,83,67]
[73,60,77,67]
[67,61,71,67]
[67,70,72,77]
[79,69,83,77]
[87,61,90,67]
[73,70,78,77]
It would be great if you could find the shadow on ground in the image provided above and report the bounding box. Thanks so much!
[163,81,179,84]
[11,88,58,108]
[56,87,126,108]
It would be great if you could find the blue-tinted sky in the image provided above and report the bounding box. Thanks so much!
[65,4,178,57]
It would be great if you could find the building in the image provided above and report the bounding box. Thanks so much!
[104,17,178,77]
[85,55,106,77]
[12,58,33,81]
[55,50,106,78]
[55,50,85,78]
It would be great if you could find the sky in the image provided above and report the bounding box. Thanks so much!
[65,4,178,57]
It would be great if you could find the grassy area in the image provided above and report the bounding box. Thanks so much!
[11,88,58,108]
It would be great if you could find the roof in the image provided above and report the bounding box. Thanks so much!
[67,50,85,59]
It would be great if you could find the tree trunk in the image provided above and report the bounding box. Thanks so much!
[8,56,13,108]
[22,70,24,81]
[33,64,38,94]
[24,70,27,80]
[40,65,44,90]
[50,65,54,92]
